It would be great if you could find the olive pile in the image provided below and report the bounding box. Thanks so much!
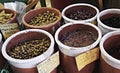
[60,30,96,47]
[102,16,120,28]
[7,39,50,59]
[29,11,58,26]
[0,10,13,24]
[107,42,120,60]
[66,9,95,20]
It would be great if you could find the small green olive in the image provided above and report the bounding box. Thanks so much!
[29,11,58,26]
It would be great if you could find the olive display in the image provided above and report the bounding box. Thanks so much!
[0,10,13,24]
[101,16,120,28]
[60,29,96,47]
[66,9,95,20]
[7,39,50,59]
[28,11,58,26]
[107,42,120,60]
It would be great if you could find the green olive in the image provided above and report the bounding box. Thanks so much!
[29,11,58,26]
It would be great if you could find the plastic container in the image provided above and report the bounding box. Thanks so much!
[2,29,55,73]
[100,31,120,73]
[97,9,120,35]
[62,3,99,24]
[55,22,102,73]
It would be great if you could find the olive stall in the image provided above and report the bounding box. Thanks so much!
[0,0,120,73]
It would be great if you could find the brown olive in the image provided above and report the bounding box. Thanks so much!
[7,39,50,59]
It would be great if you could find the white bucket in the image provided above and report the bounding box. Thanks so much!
[62,3,99,24]
[2,29,54,68]
[55,22,102,56]
[97,9,120,35]
[100,31,120,73]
